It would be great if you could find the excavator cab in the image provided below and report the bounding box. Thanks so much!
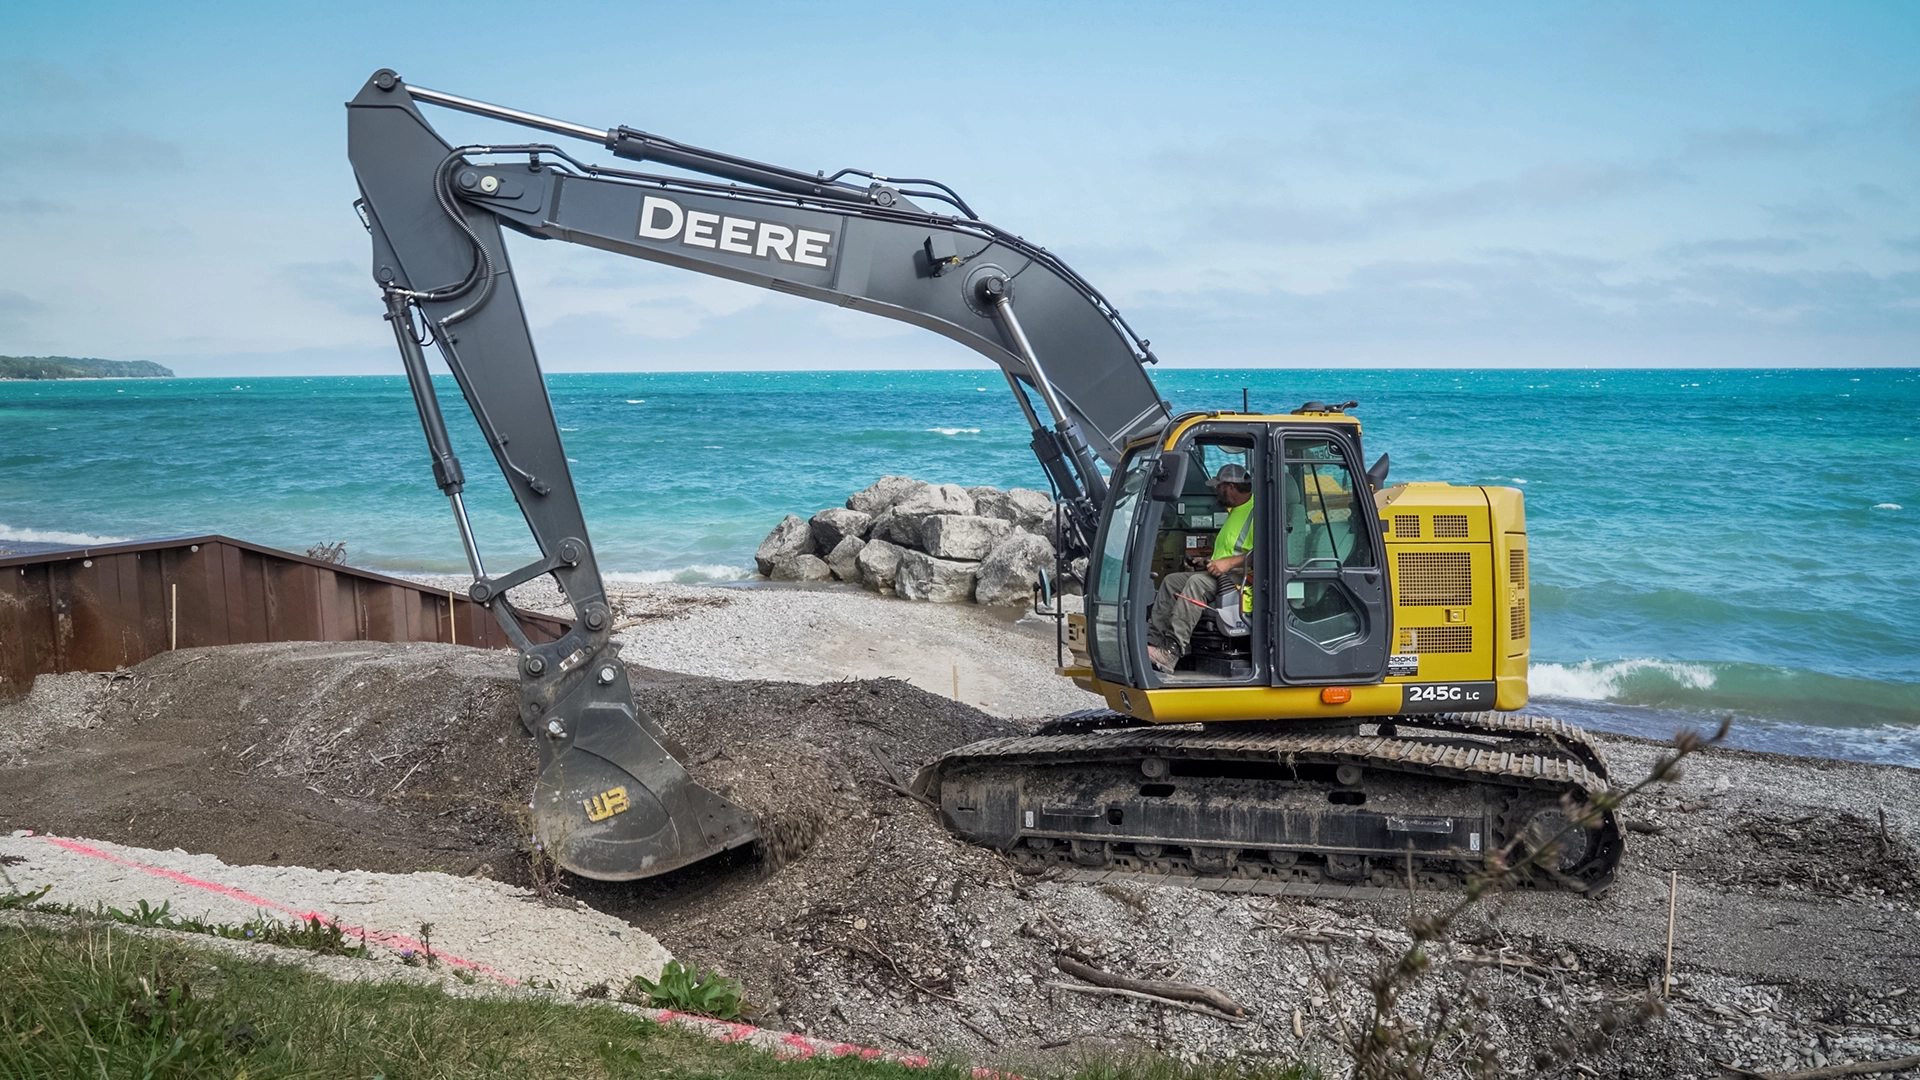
[1086,411,1391,700]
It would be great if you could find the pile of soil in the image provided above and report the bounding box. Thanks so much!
[1,643,533,878]
[5,640,1918,1077]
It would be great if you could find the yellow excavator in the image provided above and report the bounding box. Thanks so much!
[347,71,1619,895]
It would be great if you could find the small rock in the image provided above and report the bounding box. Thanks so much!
[919,514,1013,560]
[855,539,908,592]
[974,531,1057,606]
[846,475,928,515]
[824,536,866,582]
[896,550,980,603]
[754,514,812,577]
[770,553,833,582]
[809,507,873,553]
[1713,774,1732,794]
[1063,556,1089,595]
[893,483,976,518]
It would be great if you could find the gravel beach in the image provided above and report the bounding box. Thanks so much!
[4,581,1917,1077]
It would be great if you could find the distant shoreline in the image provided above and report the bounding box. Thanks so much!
[0,376,171,382]
[0,356,174,380]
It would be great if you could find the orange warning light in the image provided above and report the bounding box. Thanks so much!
[1320,687,1352,705]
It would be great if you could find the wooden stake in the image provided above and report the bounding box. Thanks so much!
[952,663,959,700]
[447,589,457,645]
[1663,869,1679,997]
[169,583,177,650]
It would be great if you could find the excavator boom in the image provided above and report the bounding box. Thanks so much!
[346,70,1167,880]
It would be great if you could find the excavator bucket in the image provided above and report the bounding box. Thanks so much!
[523,648,757,880]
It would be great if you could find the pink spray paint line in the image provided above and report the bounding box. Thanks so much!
[38,836,517,984]
[33,835,1012,1076]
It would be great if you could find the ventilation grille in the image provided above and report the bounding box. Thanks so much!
[1433,514,1471,539]
[1395,551,1472,606]
[1392,515,1421,539]
[1509,548,1527,586]
[1509,604,1527,641]
[1398,626,1474,654]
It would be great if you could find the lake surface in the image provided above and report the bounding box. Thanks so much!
[4,367,1914,763]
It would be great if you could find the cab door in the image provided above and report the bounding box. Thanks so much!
[1084,446,1163,688]
[1272,431,1391,683]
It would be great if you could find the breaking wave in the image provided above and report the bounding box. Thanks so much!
[1531,658,1920,730]
[1531,658,1718,700]
[604,563,752,585]
[0,524,131,546]
[926,427,981,435]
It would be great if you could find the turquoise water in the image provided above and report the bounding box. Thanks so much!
[3,368,1916,762]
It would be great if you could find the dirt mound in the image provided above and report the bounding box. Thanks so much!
[0,643,532,877]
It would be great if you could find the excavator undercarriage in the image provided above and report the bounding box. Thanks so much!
[915,711,1621,896]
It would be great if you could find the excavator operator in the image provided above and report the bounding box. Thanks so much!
[1146,463,1254,673]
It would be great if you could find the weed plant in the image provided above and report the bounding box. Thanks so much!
[0,892,369,958]
[622,959,747,1020]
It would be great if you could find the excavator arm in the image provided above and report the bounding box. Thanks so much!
[345,70,1169,880]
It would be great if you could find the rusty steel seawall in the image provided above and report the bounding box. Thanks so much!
[0,535,569,697]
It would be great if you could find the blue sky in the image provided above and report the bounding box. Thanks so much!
[2,1,1916,375]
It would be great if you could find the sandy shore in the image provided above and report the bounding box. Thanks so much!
[416,575,1105,719]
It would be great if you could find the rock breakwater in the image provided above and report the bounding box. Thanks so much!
[755,476,1064,605]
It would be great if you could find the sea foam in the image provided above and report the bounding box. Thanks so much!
[1530,658,1718,701]
[604,564,751,585]
[0,524,131,546]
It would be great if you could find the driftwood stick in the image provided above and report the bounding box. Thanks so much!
[872,777,936,807]
[1718,1054,1920,1080]
[1054,954,1249,1016]
[955,1014,1000,1045]
[1664,869,1679,997]
[1044,982,1249,1023]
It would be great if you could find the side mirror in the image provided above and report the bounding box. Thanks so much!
[1367,452,1390,492]
[1031,568,1061,616]
[1149,453,1190,500]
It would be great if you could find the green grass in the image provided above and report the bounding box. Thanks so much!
[0,923,1316,1080]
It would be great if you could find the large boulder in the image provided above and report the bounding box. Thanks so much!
[809,507,872,553]
[855,539,908,592]
[974,531,1057,606]
[824,536,866,582]
[755,514,812,577]
[966,486,1008,519]
[919,514,1013,561]
[867,508,922,548]
[1004,488,1056,532]
[847,476,927,515]
[892,483,975,518]
[769,553,833,582]
[895,550,980,603]
[972,486,1056,534]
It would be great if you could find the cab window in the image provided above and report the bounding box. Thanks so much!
[1283,437,1372,648]
[1284,438,1373,570]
